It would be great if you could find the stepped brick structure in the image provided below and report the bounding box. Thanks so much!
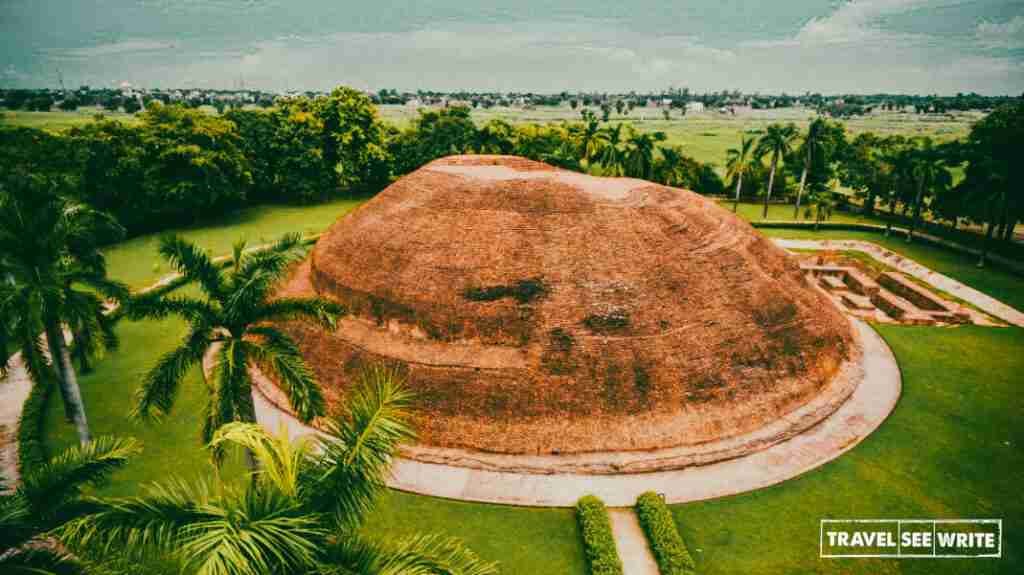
[271,155,855,457]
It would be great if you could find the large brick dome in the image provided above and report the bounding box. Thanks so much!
[272,155,855,458]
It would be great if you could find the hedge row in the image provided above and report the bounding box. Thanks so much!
[576,495,623,575]
[17,379,53,476]
[635,491,696,575]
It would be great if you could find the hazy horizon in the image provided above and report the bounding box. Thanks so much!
[2,1,1023,95]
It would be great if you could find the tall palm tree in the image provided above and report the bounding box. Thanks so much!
[725,136,755,213]
[755,123,798,218]
[0,436,139,574]
[625,130,667,179]
[0,173,128,445]
[793,118,829,219]
[128,233,343,465]
[906,138,952,242]
[597,124,629,176]
[59,370,497,575]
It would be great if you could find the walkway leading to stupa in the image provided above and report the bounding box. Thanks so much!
[773,238,1024,327]
[248,318,900,507]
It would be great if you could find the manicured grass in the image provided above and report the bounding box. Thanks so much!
[365,491,586,575]
[41,296,585,573]
[42,288,247,497]
[723,200,890,226]
[672,325,1024,574]
[103,198,364,289]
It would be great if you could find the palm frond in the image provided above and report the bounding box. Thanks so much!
[243,327,325,422]
[0,545,92,575]
[133,327,212,420]
[204,340,253,462]
[304,366,415,528]
[321,533,498,575]
[57,479,213,563]
[208,422,313,498]
[126,292,218,325]
[252,297,344,330]
[157,235,225,301]
[20,436,140,519]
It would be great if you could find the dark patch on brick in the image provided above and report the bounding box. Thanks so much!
[583,311,631,334]
[463,278,547,304]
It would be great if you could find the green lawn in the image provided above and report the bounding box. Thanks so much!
[103,198,364,289]
[673,325,1023,574]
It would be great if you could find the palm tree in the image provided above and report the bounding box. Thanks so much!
[793,118,829,219]
[0,173,128,445]
[597,124,629,176]
[906,138,952,243]
[577,111,607,167]
[128,233,343,465]
[0,436,139,574]
[59,370,497,575]
[755,123,798,219]
[805,189,839,231]
[654,145,687,186]
[725,136,755,212]
[625,130,667,179]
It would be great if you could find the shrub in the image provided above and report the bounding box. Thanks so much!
[635,491,696,575]
[576,495,623,575]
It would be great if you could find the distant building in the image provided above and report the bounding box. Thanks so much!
[686,101,705,113]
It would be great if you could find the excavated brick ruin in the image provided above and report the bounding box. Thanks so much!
[271,155,856,460]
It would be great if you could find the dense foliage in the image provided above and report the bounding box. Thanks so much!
[575,495,623,575]
[0,86,1020,257]
[635,492,696,575]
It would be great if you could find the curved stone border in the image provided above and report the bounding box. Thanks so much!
[251,319,901,507]
[774,238,1024,327]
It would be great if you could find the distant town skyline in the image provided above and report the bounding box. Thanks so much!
[3,1,1023,95]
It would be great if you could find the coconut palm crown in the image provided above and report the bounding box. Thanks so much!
[128,232,343,460]
[0,172,129,445]
[59,370,497,575]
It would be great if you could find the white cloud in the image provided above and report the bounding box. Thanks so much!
[976,15,1024,49]
[49,39,177,59]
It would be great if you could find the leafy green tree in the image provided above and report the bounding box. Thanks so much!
[725,136,756,212]
[653,146,725,195]
[954,101,1023,265]
[840,132,886,215]
[71,105,252,235]
[0,173,128,444]
[316,86,391,195]
[473,118,517,154]
[0,437,139,575]
[128,233,343,465]
[390,106,477,174]
[755,123,798,218]
[574,109,606,167]
[60,375,497,575]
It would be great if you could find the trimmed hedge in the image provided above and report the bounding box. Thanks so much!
[635,492,696,575]
[17,379,53,476]
[576,495,623,575]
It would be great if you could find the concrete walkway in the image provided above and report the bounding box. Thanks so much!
[0,353,34,490]
[608,508,660,575]
[250,319,901,507]
[774,238,1024,327]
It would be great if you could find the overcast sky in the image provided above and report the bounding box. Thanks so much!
[2,1,1022,94]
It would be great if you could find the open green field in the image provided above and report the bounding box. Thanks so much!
[0,106,140,131]
[3,105,977,170]
[379,105,978,167]
[103,197,363,289]
[674,324,1023,575]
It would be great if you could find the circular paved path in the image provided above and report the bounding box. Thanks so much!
[251,318,901,507]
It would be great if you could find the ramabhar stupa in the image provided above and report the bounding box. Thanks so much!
[269,155,860,473]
